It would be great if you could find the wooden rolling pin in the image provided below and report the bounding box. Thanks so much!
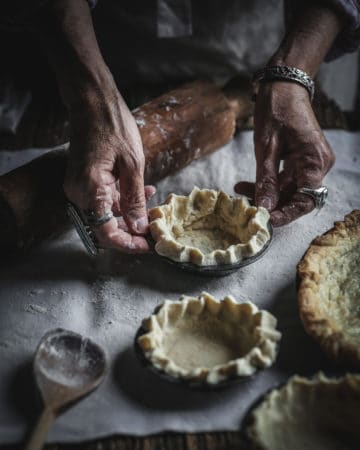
[0,78,253,253]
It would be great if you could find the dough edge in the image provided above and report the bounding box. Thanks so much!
[137,292,281,385]
[246,372,360,450]
[297,209,360,367]
[149,187,271,266]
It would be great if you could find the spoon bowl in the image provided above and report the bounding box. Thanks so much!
[26,329,107,450]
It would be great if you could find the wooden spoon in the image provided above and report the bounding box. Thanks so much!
[25,328,107,450]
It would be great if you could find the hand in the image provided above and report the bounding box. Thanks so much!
[64,92,156,253]
[234,82,335,226]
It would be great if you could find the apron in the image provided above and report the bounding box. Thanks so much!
[93,0,284,91]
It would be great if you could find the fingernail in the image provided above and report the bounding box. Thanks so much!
[134,217,149,234]
[258,197,272,210]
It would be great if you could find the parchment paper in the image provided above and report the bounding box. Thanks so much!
[0,130,359,444]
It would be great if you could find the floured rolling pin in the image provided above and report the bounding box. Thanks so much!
[0,78,254,254]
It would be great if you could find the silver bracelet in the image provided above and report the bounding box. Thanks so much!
[252,65,315,101]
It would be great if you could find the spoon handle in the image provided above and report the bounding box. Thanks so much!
[25,406,55,450]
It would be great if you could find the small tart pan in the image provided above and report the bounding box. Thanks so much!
[134,326,263,391]
[150,223,273,277]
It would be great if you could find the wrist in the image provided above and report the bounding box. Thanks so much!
[63,65,118,110]
[258,81,310,103]
[268,48,316,78]
[268,4,344,78]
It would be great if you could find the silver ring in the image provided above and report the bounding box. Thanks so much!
[83,209,114,227]
[297,186,328,210]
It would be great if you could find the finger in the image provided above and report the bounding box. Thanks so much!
[118,153,149,235]
[271,142,329,226]
[278,160,294,191]
[270,193,314,227]
[145,185,157,200]
[117,216,130,232]
[254,135,280,211]
[112,189,122,216]
[94,217,150,253]
[234,181,255,200]
[277,174,297,207]
[112,185,156,217]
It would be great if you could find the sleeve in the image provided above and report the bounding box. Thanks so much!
[0,0,98,31]
[285,0,360,61]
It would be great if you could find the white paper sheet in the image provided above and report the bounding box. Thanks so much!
[0,130,359,444]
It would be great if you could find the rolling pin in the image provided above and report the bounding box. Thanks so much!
[0,78,254,254]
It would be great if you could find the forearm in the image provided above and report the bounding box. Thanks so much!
[35,0,116,109]
[269,3,345,77]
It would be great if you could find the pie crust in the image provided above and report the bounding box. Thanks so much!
[137,292,281,385]
[246,372,360,450]
[297,210,360,367]
[149,187,270,266]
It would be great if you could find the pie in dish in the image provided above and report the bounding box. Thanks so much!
[297,210,360,367]
[137,292,281,385]
[246,372,360,450]
[149,187,270,266]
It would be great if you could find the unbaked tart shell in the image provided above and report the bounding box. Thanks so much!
[246,372,360,450]
[149,187,270,266]
[297,210,360,367]
[137,292,281,385]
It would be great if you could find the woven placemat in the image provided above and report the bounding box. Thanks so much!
[2,432,246,450]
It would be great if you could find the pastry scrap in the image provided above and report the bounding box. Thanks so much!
[149,187,270,266]
[246,373,360,450]
[297,210,360,367]
[137,292,281,385]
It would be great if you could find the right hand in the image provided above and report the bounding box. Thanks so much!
[64,90,156,253]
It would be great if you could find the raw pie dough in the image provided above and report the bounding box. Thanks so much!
[149,187,270,266]
[297,210,360,367]
[137,292,281,385]
[246,373,360,450]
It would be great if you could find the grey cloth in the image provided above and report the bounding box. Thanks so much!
[0,78,31,134]
[0,130,359,444]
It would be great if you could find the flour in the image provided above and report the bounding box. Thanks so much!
[24,304,48,315]
[0,130,359,443]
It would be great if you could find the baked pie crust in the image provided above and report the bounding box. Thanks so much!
[137,292,281,385]
[149,187,270,266]
[297,210,360,367]
[246,373,360,450]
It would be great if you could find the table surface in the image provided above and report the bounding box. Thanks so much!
[0,89,355,450]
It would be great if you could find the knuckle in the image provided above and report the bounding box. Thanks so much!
[294,196,314,214]
[257,173,278,192]
[119,147,145,174]
[122,188,146,213]
[255,134,277,153]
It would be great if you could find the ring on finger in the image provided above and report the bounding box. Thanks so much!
[83,209,114,227]
[296,186,328,210]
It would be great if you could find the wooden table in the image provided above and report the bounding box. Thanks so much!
[0,83,349,450]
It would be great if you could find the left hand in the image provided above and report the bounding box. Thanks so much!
[234,82,335,226]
